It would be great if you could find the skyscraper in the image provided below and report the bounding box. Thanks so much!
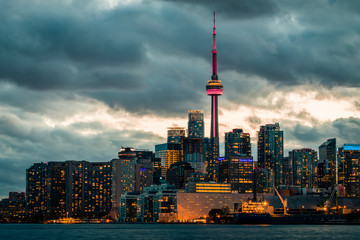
[257,123,283,187]
[225,129,251,157]
[206,12,223,181]
[318,138,336,189]
[188,110,204,138]
[288,148,318,188]
[338,144,360,197]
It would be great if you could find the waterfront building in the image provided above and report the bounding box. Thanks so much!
[188,110,204,138]
[218,156,254,193]
[47,162,66,219]
[26,162,49,219]
[153,186,178,222]
[318,138,337,189]
[176,192,253,221]
[0,192,26,222]
[338,144,360,197]
[225,129,251,157]
[257,123,284,186]
[65,161,112,217]
[118,191,141,222]
[288,148,318,188]
[181,137,205,172]
[206,12,223,182]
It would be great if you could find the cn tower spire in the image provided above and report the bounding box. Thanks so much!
[206,11,223,181]
[211,11,218,80]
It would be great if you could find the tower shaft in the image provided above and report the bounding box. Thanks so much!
[206,11,223,181]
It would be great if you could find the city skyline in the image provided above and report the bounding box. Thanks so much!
[1,0,360,199]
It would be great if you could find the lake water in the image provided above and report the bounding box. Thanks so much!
[0,224,358,240]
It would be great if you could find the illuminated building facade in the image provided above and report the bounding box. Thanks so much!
[155,143,182,178]
[218,156,254,193]
[257,123,284,187]
[26,163,48,219]
[188,110,204,138]
[225,129,251,157]
[181,137,205,172]
[65,161,112,217]
[185,182,231,193]
[118,147,137,196]
[288,148,318,188]
[338,144,360,197]
[318,138,336,189]
[206,12,223,181]
[176,192,253,221]
[0,192,26,222]
[153,187,177,222]
[135,159,153,192]
[83,162,112,217]
[167,126,185,144]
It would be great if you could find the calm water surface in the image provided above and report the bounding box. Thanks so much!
[0,224,358,240]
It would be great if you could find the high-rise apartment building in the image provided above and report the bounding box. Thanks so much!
[26,163,48,219]
[338,144,360,197]
[318,138,336,189]
[257,123,283,187]
[27,160,113,219]
[206,12,223,181]
[188,110,204,138]
[288,148,318,188]
[225,129,251,157]
[218,156,254,193]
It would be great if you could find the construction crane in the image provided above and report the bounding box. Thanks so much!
[324,185,337,213]
[274,186,288,215]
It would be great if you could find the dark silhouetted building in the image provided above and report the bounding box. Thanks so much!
[318,138,336,189]
[254,168,274,194]
[181,137,205,173]
[225,129,251,157]
[166,162,194,189]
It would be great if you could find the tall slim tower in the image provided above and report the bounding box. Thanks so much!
[206,11,223,181]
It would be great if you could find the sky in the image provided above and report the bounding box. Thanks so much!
[1,0,360,198]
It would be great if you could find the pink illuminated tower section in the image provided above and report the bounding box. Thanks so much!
[206,11,223,181]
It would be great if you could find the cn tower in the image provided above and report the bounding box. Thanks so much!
[206,11,223,181]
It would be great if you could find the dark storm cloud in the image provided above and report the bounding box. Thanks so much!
[162,0,279,19]
[283,118,360,154]
[0,114,164,197]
